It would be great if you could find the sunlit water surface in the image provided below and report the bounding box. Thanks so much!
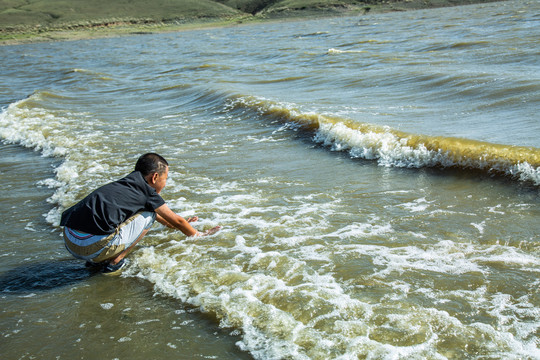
[1,1,539,359]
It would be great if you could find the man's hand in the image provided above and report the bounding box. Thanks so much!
[200,226,222,236]
[156,204,221,237]
[186,217,220,236]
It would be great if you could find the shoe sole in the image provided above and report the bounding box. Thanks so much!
[102,261,127,276]
[102,268,124,276]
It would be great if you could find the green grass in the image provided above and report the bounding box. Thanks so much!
[0,0,502,41]
[0,0,242,30]
[0,0,395,31]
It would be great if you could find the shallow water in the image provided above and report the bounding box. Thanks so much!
[1,1,539,359]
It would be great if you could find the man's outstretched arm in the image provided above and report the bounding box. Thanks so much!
[155,204,220,236]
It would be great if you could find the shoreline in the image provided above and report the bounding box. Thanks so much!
[0,0,504,46]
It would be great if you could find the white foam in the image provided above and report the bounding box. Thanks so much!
[100,303,114,310]
[314,122,453,169]
[312,120,540,185]
[341,240,488,277]
[488,204,505,214]
[506,161,540,186]
[471,221,486,234]
[327,222,393,239]
[24,222,37,232]
[470,245,540,268]
[0,103,69,157]
[399,197,432,212]
[233,236,262,254]
[0,94,131,225]
[129,242,384,359]
[327,48,367,54]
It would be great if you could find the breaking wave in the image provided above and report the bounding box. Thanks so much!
[227,95,540,185]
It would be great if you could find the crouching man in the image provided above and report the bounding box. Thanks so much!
[60,153,220,273]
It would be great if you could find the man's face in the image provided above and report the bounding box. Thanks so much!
[153,166,169,194]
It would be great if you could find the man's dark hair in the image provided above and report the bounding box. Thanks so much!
[135,153,169,177]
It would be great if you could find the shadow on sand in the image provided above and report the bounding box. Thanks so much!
[0,259,98,293]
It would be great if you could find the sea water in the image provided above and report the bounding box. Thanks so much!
[0,0,539,359]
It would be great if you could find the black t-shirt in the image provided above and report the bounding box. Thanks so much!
[60,171,165,235]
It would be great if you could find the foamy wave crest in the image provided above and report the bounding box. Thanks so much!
[0,92,122,225]
[314,120,540,185]
[0,98,73,157]
[126,236,540,359]
[228,95,540,185]
[128,244,458,360]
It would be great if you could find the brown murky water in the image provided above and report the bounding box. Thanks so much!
[1,1,539,358]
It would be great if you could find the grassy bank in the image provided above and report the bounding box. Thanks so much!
[0,0,503,44]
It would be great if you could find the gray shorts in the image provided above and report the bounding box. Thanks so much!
[63,211,156,263]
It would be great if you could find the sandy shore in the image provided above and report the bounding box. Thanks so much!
[0,0,504,46]
[0,19,246,46]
